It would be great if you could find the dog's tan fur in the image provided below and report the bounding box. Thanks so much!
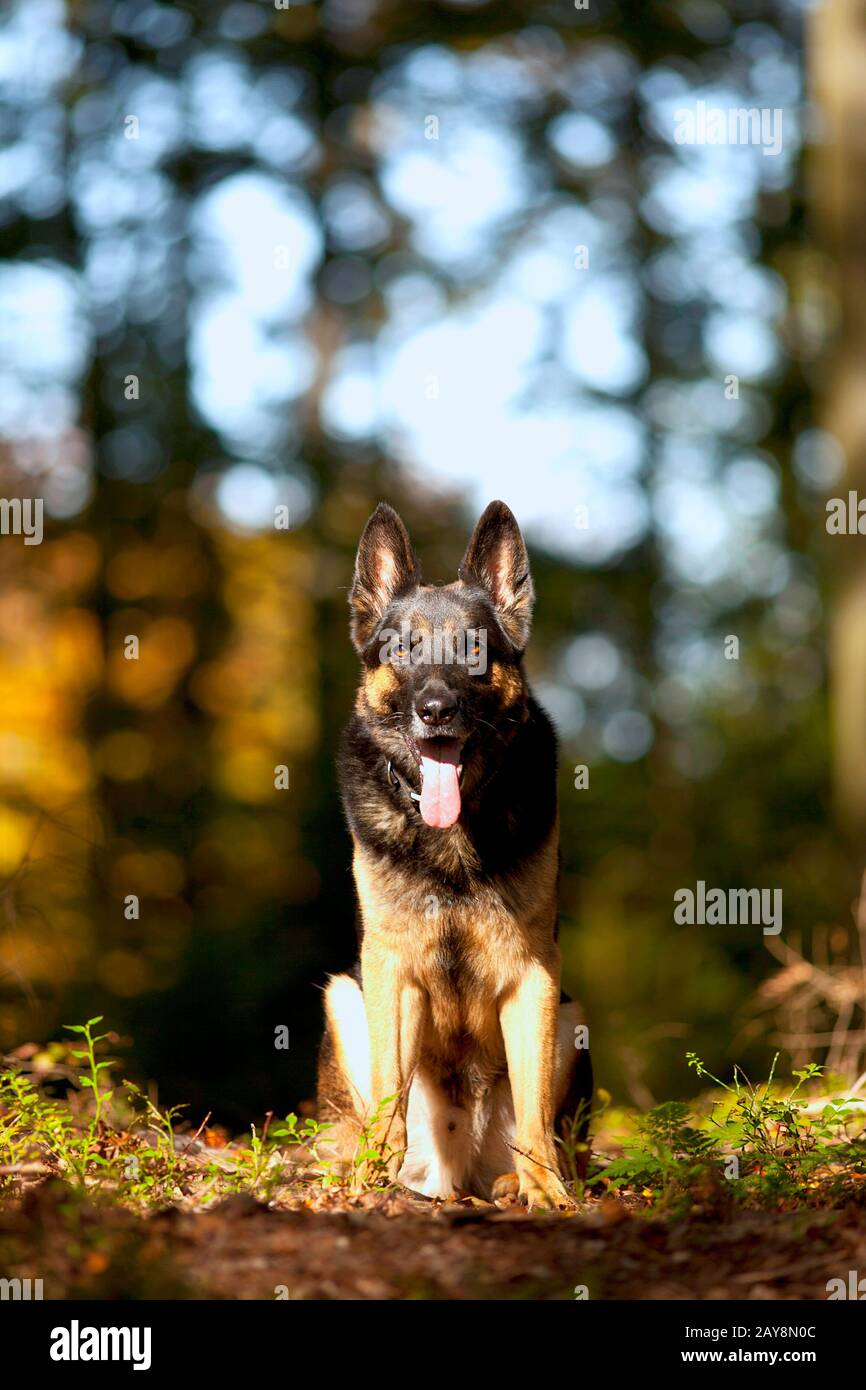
[359,826,570,1202]
[320,763,578,1207]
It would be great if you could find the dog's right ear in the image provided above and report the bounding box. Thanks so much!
[349,503,419,652]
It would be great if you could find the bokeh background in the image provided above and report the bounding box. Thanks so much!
[1,0,865,1128]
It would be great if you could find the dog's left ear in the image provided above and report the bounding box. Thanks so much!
[459,500,534,650]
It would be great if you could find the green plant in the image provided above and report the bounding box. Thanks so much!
[687,1051,865,1198]
[62,1016,116,1180]
[597,1053,866,1209]
[555,1092,602,1199]
[350,1095,403,1192]
[601,1099,720,1207]
[269,1111,335,1185]
[0,1066,78,1181]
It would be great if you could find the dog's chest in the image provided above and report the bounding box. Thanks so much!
[353,839,557,1044]
[405,889,529,1048]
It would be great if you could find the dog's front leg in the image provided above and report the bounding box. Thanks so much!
[360,945,425,1185]
[499,959,575,1210]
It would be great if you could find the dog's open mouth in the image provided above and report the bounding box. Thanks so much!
[414,736,464,829]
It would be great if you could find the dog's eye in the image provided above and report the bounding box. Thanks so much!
[393,640,408,660]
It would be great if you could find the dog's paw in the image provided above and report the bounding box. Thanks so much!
[491,1171,520,1202]
[518,1162,577,1212]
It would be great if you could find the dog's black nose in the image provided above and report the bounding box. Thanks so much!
[416,688,459,726]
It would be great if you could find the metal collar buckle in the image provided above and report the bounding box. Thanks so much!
[386,759,421,803]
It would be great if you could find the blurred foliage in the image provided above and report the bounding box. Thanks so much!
[0,0,860,1124]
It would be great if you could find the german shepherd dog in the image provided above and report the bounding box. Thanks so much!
[317,501,592,1207]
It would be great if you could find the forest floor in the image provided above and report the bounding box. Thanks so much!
[3,1174,866,1300]
[3,1024,866,1300]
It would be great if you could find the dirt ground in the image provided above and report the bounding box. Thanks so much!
[3,1181,865,1301]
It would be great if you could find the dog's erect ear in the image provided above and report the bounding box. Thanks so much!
[349,503,419,651]
[459,500,534,650]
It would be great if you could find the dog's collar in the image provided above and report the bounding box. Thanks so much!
[386,760,421,803]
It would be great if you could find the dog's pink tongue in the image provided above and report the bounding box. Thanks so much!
[419,743,461,829]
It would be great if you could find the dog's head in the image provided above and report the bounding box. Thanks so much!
[349,500,534,829]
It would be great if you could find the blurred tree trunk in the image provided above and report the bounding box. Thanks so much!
[811,0,866,841]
